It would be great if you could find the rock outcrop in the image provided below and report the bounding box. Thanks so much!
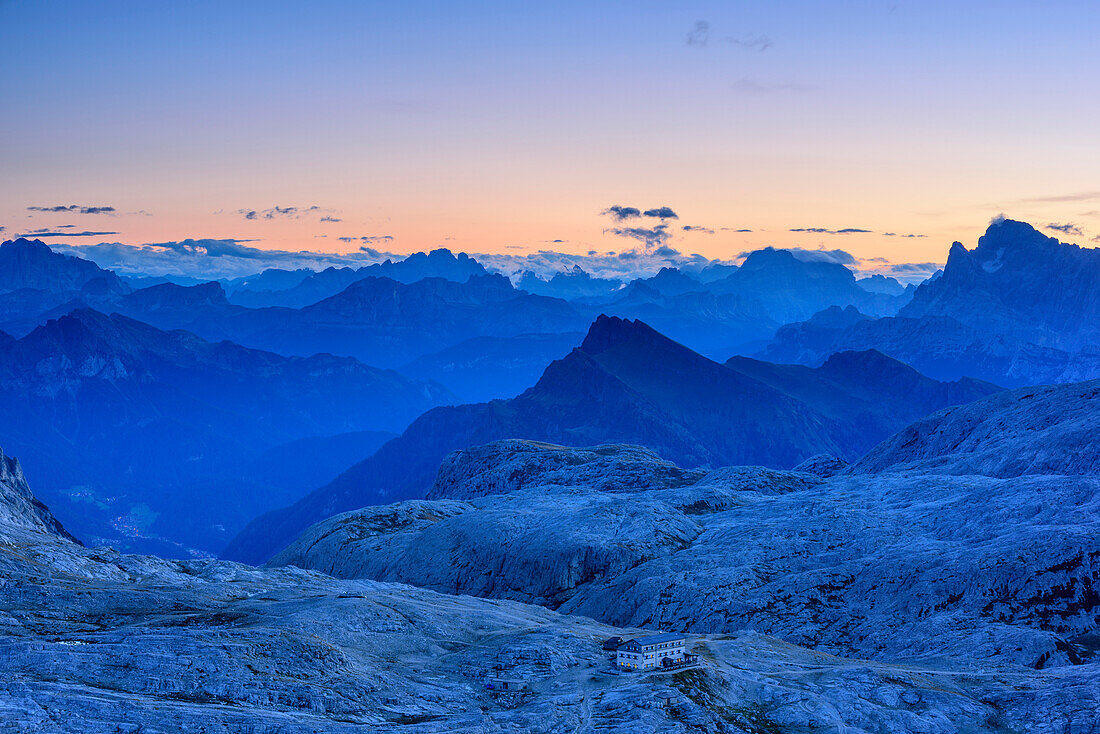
[275,424,1100,673]
[8,445,1091,732]
[851,379,1100,477]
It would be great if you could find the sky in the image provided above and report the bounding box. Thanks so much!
[2,0,1099,280]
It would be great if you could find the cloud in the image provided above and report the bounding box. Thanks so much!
[882,232,927,238]
[238,205,324,220]
[1045,222,1084,237]
[602,205,642,221]
[27,204,116,215]
[338,235,394,244]
[725,34,773,52]
[472,246,738,284]
[681,225,714,234]
[20,229,120,237]
[50,238,402,279]
[320,216,342,223]
[733,79,814,93]
[687,21,772,51]
[785,247,859,266]
[643,206,678,219]
[790,227,871,235]
[719,227,753,233]
[686,20,709,46]
[605,224,671,249]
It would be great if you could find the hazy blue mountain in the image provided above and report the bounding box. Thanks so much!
[400,331,586,402]
[517,265,624,300]
[0,309,452,556]
[0,238,129,334]
[759,220,1100,386]
[229,265,367,307]
[711,247,910,322]
[857,273,909,296]
[726,349,999,457]
[223,267,314,293]
[123,273,217,289]
[0,237,127,294]
[628,267,703,297]
[229,249,488,307]
[598,286,780,359]
[899,218,1100,351]
[225,316,995,563]
[31,272,587,375]
[695,261,739,282]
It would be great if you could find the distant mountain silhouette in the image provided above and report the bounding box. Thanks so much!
[0,309,452,556]
[230,249,488,307]
[224,316,995,563]
[400,331,586,402]
[759,220,1100,386]
[518,265,624,300]
[900,219,1100,351]
[0,238,126,294]
[711,247,909,323]
[0,238,129,334]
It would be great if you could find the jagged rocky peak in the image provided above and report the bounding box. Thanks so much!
[0,237,126,294]
[0,445,76,542]
[428,439,707,500]
[578,314,661,355]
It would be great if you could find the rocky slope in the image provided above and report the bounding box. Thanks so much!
[7,448,1090,732]
[758,220,1100,386]
[851,379,1100,477]
[275,436,1100,675]
[226,317,993,564]
[0,309,452,556]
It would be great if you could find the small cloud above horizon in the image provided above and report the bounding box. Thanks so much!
[27,204,116,215]
[238,205,327,221]
[686,21,773,51]
[338,235,394,244]
[790,227,872,235]
[602,205,678,222]
[19,228,120,237]
[1045,222,1084,237]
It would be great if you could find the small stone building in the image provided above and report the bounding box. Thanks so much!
[615,633,688,671]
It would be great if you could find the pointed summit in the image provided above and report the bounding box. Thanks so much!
[0,238,126,294]
[579,315,663,355]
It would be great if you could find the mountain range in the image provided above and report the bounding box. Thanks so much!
[0,308,450,555]
[223,315,998,564]
[759,219,1100,386]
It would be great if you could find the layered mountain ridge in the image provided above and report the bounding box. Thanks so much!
[0,308,451,555]
[224,315,998,564]
[760,220,1100,386]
